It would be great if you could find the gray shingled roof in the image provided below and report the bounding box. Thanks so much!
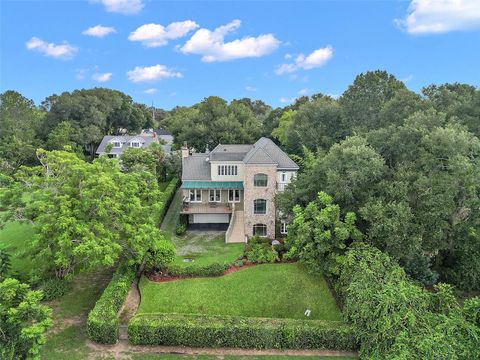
[209,144,253,161]
[182,154,211,180]
[244,137,299,169]
[181,137,298,181]
[96,135,157,155]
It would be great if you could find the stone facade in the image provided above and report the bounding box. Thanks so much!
[243,164,277,239]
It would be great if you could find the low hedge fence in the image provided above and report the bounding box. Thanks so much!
[158,177,179,224]
[87,263,136,344]
[166,262,228,277]
[128,313,358,350]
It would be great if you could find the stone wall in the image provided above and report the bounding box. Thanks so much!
[243,164,277,239]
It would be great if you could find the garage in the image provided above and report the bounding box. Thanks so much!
[188,213,230,230]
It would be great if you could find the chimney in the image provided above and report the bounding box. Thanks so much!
[181,142,189,159]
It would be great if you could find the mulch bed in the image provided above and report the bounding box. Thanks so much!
[146,263,258,283]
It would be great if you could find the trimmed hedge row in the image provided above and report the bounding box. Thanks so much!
[167,262,228,277]
[87,263,136,344]
[158,177,179,223]
[128,313,358,350]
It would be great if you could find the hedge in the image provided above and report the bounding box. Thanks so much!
[128,313,358,350]
[158,177,179,224]
[87,263,136,344]
[166,262,228,277]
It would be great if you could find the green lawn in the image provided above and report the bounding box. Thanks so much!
[0,221,36,278]
[138,263,342,321]
[161,189,244,267]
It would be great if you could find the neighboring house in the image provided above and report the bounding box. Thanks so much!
[181,137,299,243]
[140,128,174,155]
[96,129,173,157]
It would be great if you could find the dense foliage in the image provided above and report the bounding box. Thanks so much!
[128,313,357,350]
[0,278,52,359]
[0,149,165,279]
[86,263,136,344]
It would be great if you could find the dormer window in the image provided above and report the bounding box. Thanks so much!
[131,142,140,148]
[112,141,121,148]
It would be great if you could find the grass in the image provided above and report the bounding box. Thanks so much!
[0,221,36,278]
[138,263,342,321]
[161,189,244,267]
[130,355,356,360]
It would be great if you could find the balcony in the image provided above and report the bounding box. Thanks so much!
[181,202,233,214]
[277,183,287,192]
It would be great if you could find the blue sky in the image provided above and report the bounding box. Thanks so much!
[1,0,479,109]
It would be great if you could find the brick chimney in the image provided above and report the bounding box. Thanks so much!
[181,142,189,159]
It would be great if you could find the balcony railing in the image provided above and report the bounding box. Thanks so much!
[277,183,287,192]
[181,202,233,214]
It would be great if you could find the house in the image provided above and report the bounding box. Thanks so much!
[96,129,173,157]
[181,137,299,243]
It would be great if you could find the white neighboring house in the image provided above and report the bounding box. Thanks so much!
[96,129,173,157]
[181,137,299,243]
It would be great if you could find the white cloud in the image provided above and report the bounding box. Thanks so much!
[401,74,414,83]
[297,88,310,95]
[127,65,183,83]
[92,72,112,82]
[92,0,144,15]
[75,69,87,80]
[144,88,158,94]
[129,21,199,47]
[245,86,256,92]
[279,96,294,104]
[83,25,116,38]
[26,37,78,59]
[276,46,333,75]
[395,0,480,34]
[179,19,280,62]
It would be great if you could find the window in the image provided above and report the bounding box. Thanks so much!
[209,189,221,202]
[189,189,202,202]
[218,165,238,176]
[253,199,267,215]
[281,172,287,183]
[253,224,267,237]
[228,189,240,202]
[254,173,268,187]
[131,142,140,148]
[112,141,121,148]
[280,221,288,234]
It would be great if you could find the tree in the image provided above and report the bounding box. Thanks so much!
[285,192,362,277]
[2,149,165,278]
[0,250,11,281]
[271,109,295,145]
[0,278,52,359]
[340,70,406,133]
[45,121,81,152]
[144,238,176,272]
[0,91,45,174]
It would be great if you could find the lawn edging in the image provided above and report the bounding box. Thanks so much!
[128,313,358,351]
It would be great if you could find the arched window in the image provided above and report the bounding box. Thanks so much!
[253,199,267,214]
[253,224,267,237]
[253,173,268,187]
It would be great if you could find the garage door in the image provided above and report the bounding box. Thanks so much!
[192,213,230,224]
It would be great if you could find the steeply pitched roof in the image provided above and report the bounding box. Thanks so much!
[181,154,211,180]
[244,137,299,169]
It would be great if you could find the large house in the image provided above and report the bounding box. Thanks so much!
[181,137,299,243]
[96,128,173,157]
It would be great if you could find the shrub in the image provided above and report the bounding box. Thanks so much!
[245,244,279,264]
[145,239,176,273]
[158,178,179,223]
[175,223,187,236]
[167,262,227,277]
[128,313,358,350]
[86,263,136,344]
[40,278,71,301]
[233,260,244,267]
[463,297,480,327]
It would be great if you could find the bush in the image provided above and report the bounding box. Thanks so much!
[175,223,187,236]
[40,278,71,301]
[167,262,227,277]
[245,243,279,264]
[463,297,480,327]
[128,313,357,350]
[158,178,179,223]
[86,263,136,344]
[145,239,176,273]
